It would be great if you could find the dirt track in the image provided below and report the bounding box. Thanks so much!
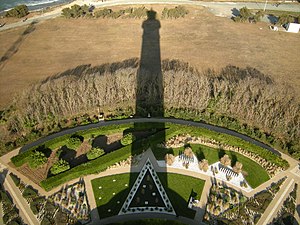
[0,5,300,109]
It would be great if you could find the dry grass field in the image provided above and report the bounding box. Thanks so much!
[0,5,299,110]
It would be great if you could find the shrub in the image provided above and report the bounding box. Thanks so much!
[66,135,82,150]
[165,153,175,166]
[9,174,20,187]
[61,4,90,18]
[199,159,209,172]
[22,186,38,199]
[86,147,105,160]
[41,136,149,191]
[28,151,47,168]
[277,14,295,25]
[30,202,39,215]
[162,6,189,19]
[220,154,231,167]
[121,133,135,146]
[50,159,70,175]
[41,217,51,225]
[94,8,112,18]
[5,5,28,18]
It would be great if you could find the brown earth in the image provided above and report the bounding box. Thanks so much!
[0,5,299,110]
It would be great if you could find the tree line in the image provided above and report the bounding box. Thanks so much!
[0,59,299,159]
[61,5,189,19]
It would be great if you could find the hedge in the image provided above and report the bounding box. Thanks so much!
[40,137,149,191]
[9,174,20,187]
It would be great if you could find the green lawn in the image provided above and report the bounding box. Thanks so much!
[91,173,205,219]
[91,173,138,219]
[153,144,269,188]
[158,173,205,219]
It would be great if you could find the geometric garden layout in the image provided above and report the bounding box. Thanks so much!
[0,120,299,225]
[119,159,175,216]
[1,1,300,224]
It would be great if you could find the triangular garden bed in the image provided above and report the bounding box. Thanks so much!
[119,159,175,215]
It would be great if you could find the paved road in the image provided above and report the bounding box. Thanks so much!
[1,0,299,31]
[19,117,282,156]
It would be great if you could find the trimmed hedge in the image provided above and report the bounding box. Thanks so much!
[40,137,149,191]
[86,147,105,160]
[120,133,135,146]
[9,174,20,187]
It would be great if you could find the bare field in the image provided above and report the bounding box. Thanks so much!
[0,5,300,109]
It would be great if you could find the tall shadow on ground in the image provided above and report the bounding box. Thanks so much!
[130,8,167,216]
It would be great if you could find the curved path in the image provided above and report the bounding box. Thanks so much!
[20,117,281,156]
[1,0,300,31]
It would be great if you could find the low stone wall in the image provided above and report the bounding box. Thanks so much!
[163,134,283,177]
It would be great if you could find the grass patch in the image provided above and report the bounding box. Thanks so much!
[92,173,205,219]
[253,9,300,17]
[158,173,205,219]
[153,143,269,188]
[92,173,138,219]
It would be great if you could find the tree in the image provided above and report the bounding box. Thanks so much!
[233,161,243,173]
[86,147,105,160]
[165,154,175,166]
[199,159,209,172]
[50,159,70,175]
[29,151,47,168]
[234,7,253,23]
[220,154,231,167]
[253,10,264,23]
[66,136,82,150]
[121,133,135,146]
[184,147,193,158]
[22,186,38,199]
[6,5,28,18]
[62,8,72,18]
[277,14,295,25]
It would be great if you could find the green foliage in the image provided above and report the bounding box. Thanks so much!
[94,8,112,18]
[41,217,51,225]
[9,174,20,187]
[120,133,135,146]
[30,201,39,215]
[253,10,264,22]
[3,208,18,224]
[28,151,47,168]
[50,159,70,175]
[234,7,262,23]
[277,14,295,25]
[41,136,149,191]
[61,4,90,18]
[87,147,105,160]
[22,186,38,199]
[161,6,189,19]
[5,5,28,18]
[66,135,82,150]
[240,7,251,19]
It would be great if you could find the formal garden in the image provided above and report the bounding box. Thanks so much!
[92,172,205,219]
[9,122,288,193]
[204,177,287,224]
[0,183,24,225]
[8,173,90,225]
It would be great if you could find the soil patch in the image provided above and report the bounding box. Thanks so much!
[0,5,299,109]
